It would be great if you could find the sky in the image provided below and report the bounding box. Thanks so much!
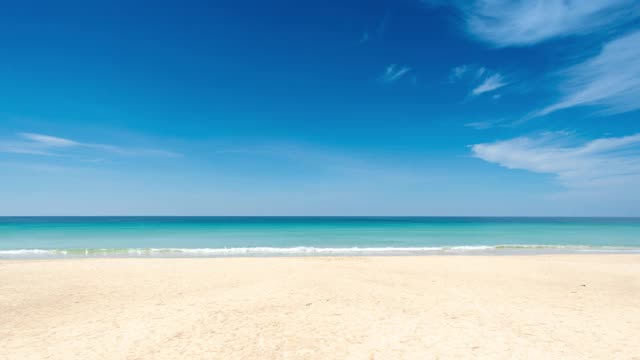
[1,0,640,216]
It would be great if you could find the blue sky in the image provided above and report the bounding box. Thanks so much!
[1,0,640,215]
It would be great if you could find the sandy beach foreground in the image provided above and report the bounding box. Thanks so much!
[1,256,639,359]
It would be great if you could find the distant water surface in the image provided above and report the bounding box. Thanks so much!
[1,217,639,258]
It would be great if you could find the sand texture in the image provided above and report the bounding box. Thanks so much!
[1,255,640,359]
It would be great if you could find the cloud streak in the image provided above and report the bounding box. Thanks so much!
[471,132,640,189]
[449,65,470,82]
[21,133,79,147]
[436,0,639,47]
[449,64,509,96]
[379,64,412,83]
[0,132,181,158]
[464,119,508,129]
[471,73,508,96]
[529,30,640,119]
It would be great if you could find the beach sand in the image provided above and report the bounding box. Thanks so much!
[1,255,639,359]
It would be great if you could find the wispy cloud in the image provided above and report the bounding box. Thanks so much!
[449,64,484,83]
[448,64,509,96]
[379,64,412,83]
[0,132,181,158]
[471,73,508,96]
[449,65,470,82]
[433,0,639,47]
[464,119,506,129]
[21,133,79,147]
[528,30,640,119]
[471,132,640,188]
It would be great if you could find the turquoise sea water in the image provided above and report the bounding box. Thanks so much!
[1,217,640,258]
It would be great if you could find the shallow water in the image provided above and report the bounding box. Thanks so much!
[1,217,640,258]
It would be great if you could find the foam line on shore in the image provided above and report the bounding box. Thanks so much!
[2,245,640,258]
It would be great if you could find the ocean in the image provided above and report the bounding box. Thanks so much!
[1,217,640,258]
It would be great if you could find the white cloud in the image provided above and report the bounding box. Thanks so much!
[448,65,509,96]
[529,30,640,118]
[465,120,503,129]
[437,0,639,47]
[449,65,469,82]
[471,73,508,96]
[379,64,412,83]
[0,132,181,158]
[471,132,640,188]
[21,133,79,147]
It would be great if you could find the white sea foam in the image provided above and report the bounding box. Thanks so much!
[148,246,449,255]
[1,245,639,258]
[0,249,59,255]
[448,246,494,251]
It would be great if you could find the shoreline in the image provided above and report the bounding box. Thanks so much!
[3,245,640,259]
[2,255,640,359]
